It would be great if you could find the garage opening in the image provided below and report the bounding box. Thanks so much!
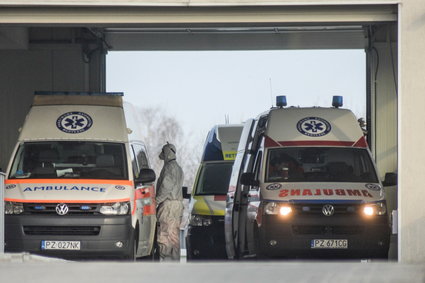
[106,49,367,186]
[0,3,398,261]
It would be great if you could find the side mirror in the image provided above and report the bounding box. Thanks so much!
[240,172,259,187]
[383,172,397,186]
[136,168,156,185]
[182,186,191,199]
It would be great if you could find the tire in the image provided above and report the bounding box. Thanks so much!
[137,226,160,261]
[148,226,160,261]
[125,228,137,261]
[150,236,160,261]
[185,236,198,261]
[369,250,389,261]
[254,225,267,260]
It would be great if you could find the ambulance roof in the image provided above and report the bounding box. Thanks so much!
[265,107,366,148]
[18,93,129,143]
[33,92,123,107]
[202,124,243,161]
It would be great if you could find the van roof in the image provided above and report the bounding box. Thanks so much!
[265,107,367,148]
[202,124,243,161]
[18,94,129,143]
[33,92,123,107]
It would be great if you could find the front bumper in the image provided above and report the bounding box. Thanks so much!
[5,214,134,259]
[186,216,226,260]
[258,213,390,259]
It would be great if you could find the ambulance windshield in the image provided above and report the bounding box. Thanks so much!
[266,147,378,183]
[195,162,233,195]
[9,141,128,180]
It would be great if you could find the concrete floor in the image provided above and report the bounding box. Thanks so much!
[0,253,424,283]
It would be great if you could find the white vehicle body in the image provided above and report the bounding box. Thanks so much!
[4,92,157,260]
[225,102,391,259]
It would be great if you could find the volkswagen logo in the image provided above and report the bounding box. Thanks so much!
[322,204,335,216]
[56,203,69,216]
[365,183,381,191]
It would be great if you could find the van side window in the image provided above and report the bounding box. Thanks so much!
[130,145,139,178]
[253,151,263,189]
[132,143,150,178]
[254,151,263,180]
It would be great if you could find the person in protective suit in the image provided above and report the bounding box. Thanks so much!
[156,142,184,261]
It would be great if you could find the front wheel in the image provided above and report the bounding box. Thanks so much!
[139,226,160,261]
[125,228,137,261]
[149,234,160,261]
[368,250,389,261]
[254,225,268,260]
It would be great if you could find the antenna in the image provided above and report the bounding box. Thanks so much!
[269,78,273,107]
[225,114,229,124]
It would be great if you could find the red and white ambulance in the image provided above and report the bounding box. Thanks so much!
[4,92,157,260]
[225,96,393,259]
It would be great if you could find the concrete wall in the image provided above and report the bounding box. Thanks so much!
[366,24,398,219]
[365,23,398,259]
[374,41,397,180]
[398,0,425,263]
[0,0,405,5]
[0,42,104,170]
[370,39,398,180]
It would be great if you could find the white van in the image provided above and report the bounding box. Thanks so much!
[225,96,394,259]
[186,124,242,260]
[4,92,157,260]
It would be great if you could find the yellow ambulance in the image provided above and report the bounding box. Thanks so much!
[186,124,242,260]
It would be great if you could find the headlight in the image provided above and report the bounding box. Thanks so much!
[264,202,292,216]
[279,206,293,216]
[100,202,130,215]
[362,201,386,216]
[189,214,212,226]
[5,202,24,215]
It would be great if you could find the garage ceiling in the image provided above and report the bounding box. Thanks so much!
[0,4,396,50]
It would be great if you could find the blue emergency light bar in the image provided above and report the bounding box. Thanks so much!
[34,91,123,96]
[276,95,287,107]
[332,96,343,108]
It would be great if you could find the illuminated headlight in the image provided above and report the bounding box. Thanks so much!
[264,202,292,216]
[5,202,24,215]
[279,206,293,216]
[362,202,387,216]
[189,214,212,226]
[100,202,130,215]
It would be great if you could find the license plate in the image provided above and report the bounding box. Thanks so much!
[311,239,348,249]
[41,240,81,250]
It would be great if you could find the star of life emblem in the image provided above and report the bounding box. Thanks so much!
[56,112,93,134]
[297,117,331,137]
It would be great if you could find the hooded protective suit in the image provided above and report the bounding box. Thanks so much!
[156,143,184,261]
